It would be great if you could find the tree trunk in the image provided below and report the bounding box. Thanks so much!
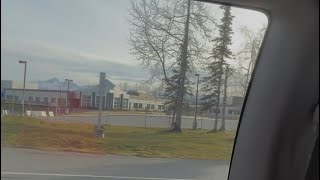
[213,97,220,131]
[173,0,191,132]
[170,97,178,128]
[171,107,176,128]
[220,65,229,131]
[213,59,225,131]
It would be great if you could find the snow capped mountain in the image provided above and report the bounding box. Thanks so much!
[36,78,116,92]
[37,78,80,91]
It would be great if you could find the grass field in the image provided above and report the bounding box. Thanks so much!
[1,115,102,154]
[1,115,236,160]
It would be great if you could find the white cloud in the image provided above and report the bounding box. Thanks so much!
[1,39,148,85]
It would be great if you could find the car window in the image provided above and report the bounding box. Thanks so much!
[1,0,267,179]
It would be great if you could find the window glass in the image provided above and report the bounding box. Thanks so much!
[81,95,91,107]
[95,96,105,107]
[96,96,100,106]
[6,95,13,100]
[114,97,121,109]
[134,103,138,108]
[123,98,129,109]
[1,1,267,180]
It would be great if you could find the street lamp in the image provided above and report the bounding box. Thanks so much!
[65,79,73,114]
[18,60,27,116]
[193,73,200,130]
[57,85,62,115]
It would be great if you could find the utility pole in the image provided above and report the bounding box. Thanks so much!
[96,72,105,137]
[11,90,15,114]
[145,108,148,128]
[193,74,199,130]
[65,79,73,114]
[57,85,61,115]
[18,60,27,116]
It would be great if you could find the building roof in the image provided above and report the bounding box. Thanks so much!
[4,88,69,93]
[104,79,115,87]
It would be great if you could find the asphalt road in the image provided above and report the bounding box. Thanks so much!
[1,147,230,180]
[47,114,239,131]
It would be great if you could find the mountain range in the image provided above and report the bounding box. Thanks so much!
[37,78,81,91]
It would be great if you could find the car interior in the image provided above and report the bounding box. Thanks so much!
[200,0,319,179]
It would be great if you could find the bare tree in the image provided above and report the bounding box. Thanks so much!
[234,26,266,96]
[220,65,236,130]
[128,0,215,131]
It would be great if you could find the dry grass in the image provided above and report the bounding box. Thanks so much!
[1,115,236,160]
[1,115,103,154]
[102,126,236,160]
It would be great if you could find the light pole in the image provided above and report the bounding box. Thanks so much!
[11,90,15,114]
[192,73,199,130]
[65,79,73,114]
[19,60,27,116]
[57,85,62,115]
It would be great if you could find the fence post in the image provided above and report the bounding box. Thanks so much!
[105,112,109,126]
[168,111,171,127]
[144,109,147,128]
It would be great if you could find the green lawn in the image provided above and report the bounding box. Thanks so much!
[1,115,236,160]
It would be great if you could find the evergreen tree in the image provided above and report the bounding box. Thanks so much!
[164,54,193,128]
[201,6,234,131]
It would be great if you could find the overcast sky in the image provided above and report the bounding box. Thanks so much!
[1,0,267,85]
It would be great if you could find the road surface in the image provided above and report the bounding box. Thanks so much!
[47,114,239,131]
[1,147,230,180]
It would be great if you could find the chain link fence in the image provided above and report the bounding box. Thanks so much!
[102,114,239,131]
[46,113,239,131]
